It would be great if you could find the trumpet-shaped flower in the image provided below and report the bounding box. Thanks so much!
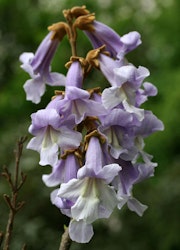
[57,137,121,242]
[101,65,151,120]
[20,31,66,103]
[27,108,82,166]
[84,21,141,58]
[59,86,107,124]
[99,109,137,160]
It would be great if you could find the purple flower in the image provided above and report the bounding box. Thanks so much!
[84,21,141,58]
[98,109,137,160]
[101,65,151,120]
[99,109,164,162]
[57,136,121,242]
[59,86,107,124]
[65,60,84,88]
[52,60,107,124]
[20,31,66,103]
[27,108,82,166]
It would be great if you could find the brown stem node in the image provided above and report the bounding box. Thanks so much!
[3,195,15,212]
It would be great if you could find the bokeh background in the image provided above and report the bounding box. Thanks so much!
[0,0,180,249]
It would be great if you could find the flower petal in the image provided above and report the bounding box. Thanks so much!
[97,164,121,183]
[27,133,44,152]
[102,86,123,109]
[39,142,58,166]
[71,193,99,223]
[98,182,118,214]
[127,197,148,216]
[58,178,84,201]
[69,220,94,243]
[47,72,66,86]
[20,52,35,78]
[23,77,45,104]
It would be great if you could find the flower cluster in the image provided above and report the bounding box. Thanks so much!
[20,6,164,243]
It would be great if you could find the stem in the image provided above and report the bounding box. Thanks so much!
[64,12,77,56]
[14,143,21,189]
[59,227,72,250]
[3,210,15,250]
[70,39,77,57]
[2,137,27,250]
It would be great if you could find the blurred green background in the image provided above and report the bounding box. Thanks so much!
[0,0,180,249]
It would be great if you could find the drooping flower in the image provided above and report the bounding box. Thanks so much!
[59,86,107,124]
[20,30,66,103]
[98,108,136,160]
[57,136,121,242]
[101,64,152,120]
[51,60,107,124]
[27,108,82,166]
[99,109,163,161]
[84,21,141,59]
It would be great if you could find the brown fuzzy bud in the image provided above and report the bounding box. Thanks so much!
[73,14,95,31]
[65,56,89,75]
[86,49,100,68]
[70,5,90,18]
[86,45,110,68]
[48,22,70,40]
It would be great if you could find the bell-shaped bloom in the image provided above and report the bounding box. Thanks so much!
[101,65,151,120]
[27,108,82,166]
[49,60,107,124]
[59,86,107,124]
[99,109,138,160]
[57,137,121,242]
[42,152,80,187]
[20,31,66,103]
[84,21,141,58]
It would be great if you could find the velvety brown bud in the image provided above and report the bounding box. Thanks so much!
[48,22,70,40]
[65,56,89,75]
[86,46,110,68]
[70,5,90,18]
[74,14,95,31]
